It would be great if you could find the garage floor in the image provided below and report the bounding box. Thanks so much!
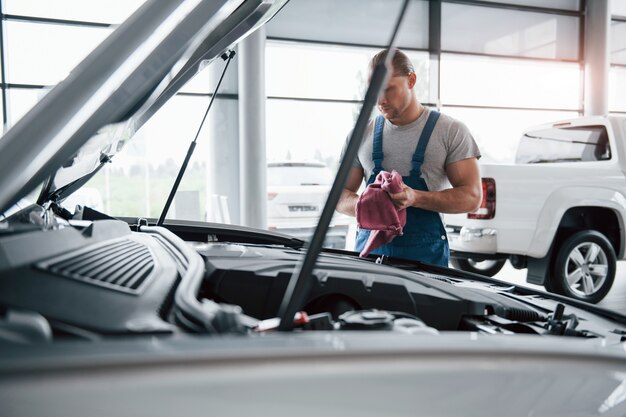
[492,262,626,316]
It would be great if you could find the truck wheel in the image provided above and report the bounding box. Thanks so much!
[550,230,616,304]
[450,258,506,277]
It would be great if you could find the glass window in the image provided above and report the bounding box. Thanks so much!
[612,0,626,17]
[440,54,581,110]
[266,100,359,250]
[4,21,113,85]
[441,106,579,163]
[266,98,361,168]
[609,67,626,112]
[4,0,146,24]
[81,95,238,220]
[611,21,626,65]
[477,0,580,10]
[179,54,239,95]
[266,41,430,103]
[6,87,51,127]
[442,3,580,60]
[266,0,428,49]
[516,125,611,164]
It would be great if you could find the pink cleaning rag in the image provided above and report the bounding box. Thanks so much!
[356,170,406,257]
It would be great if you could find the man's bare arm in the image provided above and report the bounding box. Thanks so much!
[388,158,482,214]
[336,167,364,217]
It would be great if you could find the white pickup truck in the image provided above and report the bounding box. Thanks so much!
[445,116,626,303]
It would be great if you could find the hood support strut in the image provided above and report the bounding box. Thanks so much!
[157,50,236,226]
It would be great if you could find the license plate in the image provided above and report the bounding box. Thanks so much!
[288,205,318,212]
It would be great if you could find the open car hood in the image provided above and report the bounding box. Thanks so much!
[0,0,287,214]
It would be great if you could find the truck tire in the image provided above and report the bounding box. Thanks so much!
[450,258,506,277]
[549,230,616,304]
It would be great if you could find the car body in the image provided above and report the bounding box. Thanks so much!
[1,1,626,416]
[4,333,626,417]
[267,161,351,248]
[445,116,626,304]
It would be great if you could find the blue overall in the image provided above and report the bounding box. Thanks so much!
[355,112,449,267]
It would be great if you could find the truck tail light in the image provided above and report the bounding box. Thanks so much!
[468,177,495,220]
[267,191,278,200]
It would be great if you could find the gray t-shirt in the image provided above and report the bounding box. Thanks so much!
[341,108,481,191]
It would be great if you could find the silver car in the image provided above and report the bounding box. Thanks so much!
[1,1,626,416]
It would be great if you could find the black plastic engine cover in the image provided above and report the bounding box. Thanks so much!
[0,220,178,334]
[199,243,539,330]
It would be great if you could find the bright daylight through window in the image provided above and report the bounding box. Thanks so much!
[0,0,622,250]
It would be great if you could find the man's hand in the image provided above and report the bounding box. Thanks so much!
[387,158,481,214]
[388,183,416,210]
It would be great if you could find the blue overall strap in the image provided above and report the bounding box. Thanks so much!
[372,115,385,174]
[411,110,440,174]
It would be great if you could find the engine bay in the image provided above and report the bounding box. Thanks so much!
[0,215,624,344]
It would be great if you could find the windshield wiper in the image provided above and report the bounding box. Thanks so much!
[157,50,236,226]
[526,157,582,164]
[276,0,411,331]
[523,134,599,146]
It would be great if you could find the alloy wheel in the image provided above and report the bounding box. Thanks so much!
[562,242,608,298]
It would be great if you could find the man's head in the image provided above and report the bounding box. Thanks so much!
[369,49,418,124]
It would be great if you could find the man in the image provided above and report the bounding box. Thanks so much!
[337,49,482,267]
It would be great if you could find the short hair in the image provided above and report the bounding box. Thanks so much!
[369,49,415,76]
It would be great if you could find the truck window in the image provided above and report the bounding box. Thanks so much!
[515,125,611,164]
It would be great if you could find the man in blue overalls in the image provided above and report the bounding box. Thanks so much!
[338,49,482,267]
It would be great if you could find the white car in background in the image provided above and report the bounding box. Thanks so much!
[267,161,351,248]
[446,116,626,303]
